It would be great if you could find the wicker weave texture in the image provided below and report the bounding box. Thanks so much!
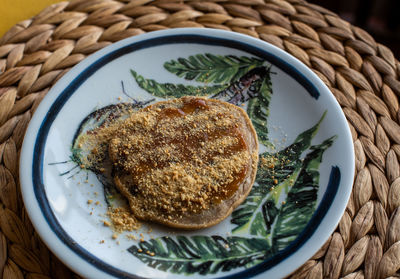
[0,0,399,278]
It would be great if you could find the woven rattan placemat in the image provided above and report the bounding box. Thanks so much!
[1,0,399,278]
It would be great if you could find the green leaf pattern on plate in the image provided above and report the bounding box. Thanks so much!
[231,112,326,237]
[246,71,272,146]
[128,235,271,275]
[271,136,336,252]
[130,69,228,98]
[163,53,265,84]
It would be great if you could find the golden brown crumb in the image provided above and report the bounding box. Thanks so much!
[87,199,93,204]
[127,234,137,240]
[103,220,111,227]
[107,207,141,233]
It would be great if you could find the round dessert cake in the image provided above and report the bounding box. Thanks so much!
[109,96,259,229]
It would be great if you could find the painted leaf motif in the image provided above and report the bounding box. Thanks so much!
[128,235,271,275]
[231,166,301,237]
[256,111,327,187]
[246,70,273,146]
[130,70,228,98]
[261,167,301,236]
[211,66,271,107]
[271,135,337,252]
[231,112,326,236]
[164,54,265,84]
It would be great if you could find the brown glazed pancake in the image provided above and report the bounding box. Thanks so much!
[109,96,259,229]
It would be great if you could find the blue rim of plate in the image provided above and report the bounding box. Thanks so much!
[31,33,341,279]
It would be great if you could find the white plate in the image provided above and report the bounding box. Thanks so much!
[20,28,354,279]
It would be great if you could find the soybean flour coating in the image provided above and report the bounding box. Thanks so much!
[109,96,259,229]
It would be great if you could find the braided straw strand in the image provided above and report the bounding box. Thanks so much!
[0,0,399,278]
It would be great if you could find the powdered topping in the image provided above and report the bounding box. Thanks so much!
[109,97,252,219]
[106,206,141,233]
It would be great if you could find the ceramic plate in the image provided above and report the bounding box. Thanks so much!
[20,28,354,279]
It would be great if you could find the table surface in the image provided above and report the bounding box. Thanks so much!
[0,0,399,278]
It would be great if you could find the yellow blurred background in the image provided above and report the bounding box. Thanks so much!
[0,0,63,37]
